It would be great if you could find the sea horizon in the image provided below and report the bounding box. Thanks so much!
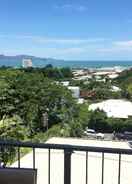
[0,58,132,69]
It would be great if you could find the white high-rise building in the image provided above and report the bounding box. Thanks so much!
[22,59,33,68]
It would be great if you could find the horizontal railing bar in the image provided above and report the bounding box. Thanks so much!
[0,140,132,155]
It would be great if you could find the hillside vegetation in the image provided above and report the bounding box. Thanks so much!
[1,66,132,163]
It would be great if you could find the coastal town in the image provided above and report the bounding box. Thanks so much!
[72,66,123,80]
[61,66,132,118]
[1,62,132,183]
[18,59,132,137]
[1,0,132,183]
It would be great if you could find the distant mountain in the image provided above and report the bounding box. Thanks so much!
[0,55,63,67]
[0,54,55,61]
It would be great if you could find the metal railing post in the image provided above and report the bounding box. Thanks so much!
[64,149,72,184]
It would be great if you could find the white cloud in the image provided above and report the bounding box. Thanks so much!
[114,40,132,47]
[35,37,106,44]
[97,40,132,54]
[2,34,132,59]
[0,34,106,45]
[39,47,87,55]
[54,4,87,12]
[98,47,132,54]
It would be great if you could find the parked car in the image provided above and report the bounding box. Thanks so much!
[115,131,132,140]
[84,129,96,138]
[128,141,132,148]
[84,128,104,139]
[96,133,104,139]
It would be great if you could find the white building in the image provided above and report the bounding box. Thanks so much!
[74,75,92,81]
[61,81,70,87]
[68,86,80,98]
[111,86,121,92]
[89,99,132,118]
[108,74,119,79]
[77,98,84,104]
[22,59,33,68]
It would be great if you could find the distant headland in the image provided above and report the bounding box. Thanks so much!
[0,54,132,69]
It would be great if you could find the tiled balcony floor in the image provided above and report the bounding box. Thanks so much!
[11,138,132,184]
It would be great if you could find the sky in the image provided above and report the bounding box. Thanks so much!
[0,0,132,60]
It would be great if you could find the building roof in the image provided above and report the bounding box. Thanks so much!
[61,81,70,86]
[111,86,121,92]
[89,99,132,118]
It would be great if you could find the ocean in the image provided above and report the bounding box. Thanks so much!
[0,58,132,69]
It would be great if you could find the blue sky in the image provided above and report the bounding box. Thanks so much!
[0,0,132,60]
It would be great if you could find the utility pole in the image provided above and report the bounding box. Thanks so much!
[42,112,49,131]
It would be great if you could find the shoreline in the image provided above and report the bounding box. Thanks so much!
[0,59,132,69]
[0,64,131,71]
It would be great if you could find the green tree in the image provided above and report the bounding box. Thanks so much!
[0,115,26,164]
[88,110,111,132]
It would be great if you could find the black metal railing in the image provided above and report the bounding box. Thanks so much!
[0,140,132,184]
